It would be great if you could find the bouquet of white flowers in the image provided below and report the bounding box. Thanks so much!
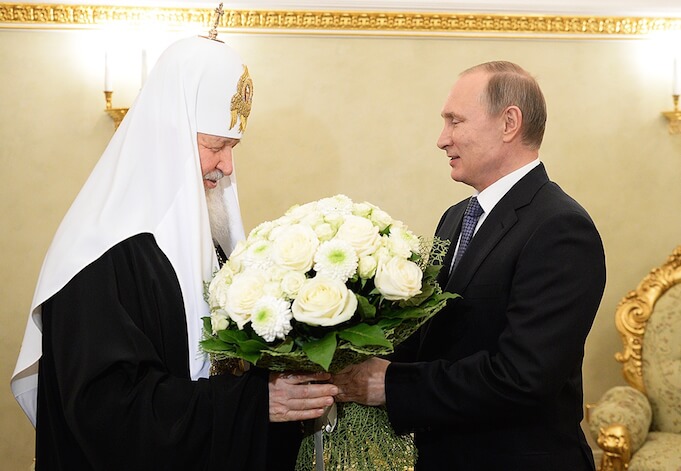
[201,194,456,470]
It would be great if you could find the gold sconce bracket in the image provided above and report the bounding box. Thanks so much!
[662,94,681,134]
[104,91,129,130]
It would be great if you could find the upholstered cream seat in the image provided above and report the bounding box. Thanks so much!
[587,246,681,471]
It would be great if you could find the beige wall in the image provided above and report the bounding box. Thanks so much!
[1,28,680,468]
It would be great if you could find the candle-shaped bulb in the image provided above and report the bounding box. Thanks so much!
[141,49,148,88]
[673,56,681,96]
[104,51,112,92]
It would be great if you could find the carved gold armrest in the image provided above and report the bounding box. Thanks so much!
[587,386,653,470]
[594,423,632,471]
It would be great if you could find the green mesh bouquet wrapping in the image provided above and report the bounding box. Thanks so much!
[200,194,457,470]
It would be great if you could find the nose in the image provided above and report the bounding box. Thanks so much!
[217,147,234,176]
[437,125,451,150]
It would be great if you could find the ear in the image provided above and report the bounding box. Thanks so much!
[501,105,522,143]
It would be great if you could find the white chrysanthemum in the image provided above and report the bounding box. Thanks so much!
[251,296,293,342]
[314,239,359,282]
[317,194,353,216]
[243,239,274,270]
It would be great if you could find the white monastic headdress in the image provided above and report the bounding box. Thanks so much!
[11,28,252,426]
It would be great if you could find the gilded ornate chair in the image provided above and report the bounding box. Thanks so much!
[587,246,681,471]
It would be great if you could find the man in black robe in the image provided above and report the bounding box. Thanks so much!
[12,33,336,470]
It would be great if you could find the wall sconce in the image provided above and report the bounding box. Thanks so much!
[663,56,681,134]
[662,94,681,134]
[104,91,129,130]
[103,49,146,130]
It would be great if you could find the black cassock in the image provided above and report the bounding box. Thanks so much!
[36,233,301,470]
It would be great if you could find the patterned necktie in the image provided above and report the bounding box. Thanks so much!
[451,196,484,272]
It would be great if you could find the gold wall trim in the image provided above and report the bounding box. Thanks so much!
[1,3,681,37]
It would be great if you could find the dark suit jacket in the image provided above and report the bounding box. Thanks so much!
[385,164,606,471]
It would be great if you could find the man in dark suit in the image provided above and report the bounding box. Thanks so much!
[332,61,606,470]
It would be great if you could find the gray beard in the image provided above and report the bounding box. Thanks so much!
[205,184,232,252]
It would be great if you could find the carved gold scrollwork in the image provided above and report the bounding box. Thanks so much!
[1,4,681,37]
[614,246,681,394]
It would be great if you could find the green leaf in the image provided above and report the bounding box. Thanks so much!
[424,264,443,280]
[217,329,249,344]
[199,338,233,352]
[238,349,262,364]
[377,317,402,330]
[202,316,212,334]
[400,283,435,307]
[339,323,392,348]
[272,337,294,353]
[239,338,270,354]
[301,332,338,371]
[356,294,377,320]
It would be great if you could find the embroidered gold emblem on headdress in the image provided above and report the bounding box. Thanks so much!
[230,66,253,133]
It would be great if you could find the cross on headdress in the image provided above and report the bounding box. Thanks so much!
[206,3,224,41]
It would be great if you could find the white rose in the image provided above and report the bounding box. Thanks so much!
[389,226,421,253]
[373,245,392,264]
[357,255,378,279]
[324,212,345,229]
[227,240,248,272]
[271,224,319,272]
[249,221,275,239]
[314,222,336,242]
[225,270,267,329]
[281,271,307,298]
[208,264,235,309]
[210,310,230,333]
[335,215,382,258]
[374,257,423,301]
[385,234,412,259]
[370,208,394,232]
[352,202,372,218]
[286,202,317,221]
[291,277,358,327]
[264,280,284,298]
[267,265,289,282]
[300,211,325,228]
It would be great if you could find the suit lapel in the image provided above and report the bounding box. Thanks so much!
[443,164,551,293]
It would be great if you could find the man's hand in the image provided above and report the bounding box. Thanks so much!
[268,372,338,422]
[331,357,389,406]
